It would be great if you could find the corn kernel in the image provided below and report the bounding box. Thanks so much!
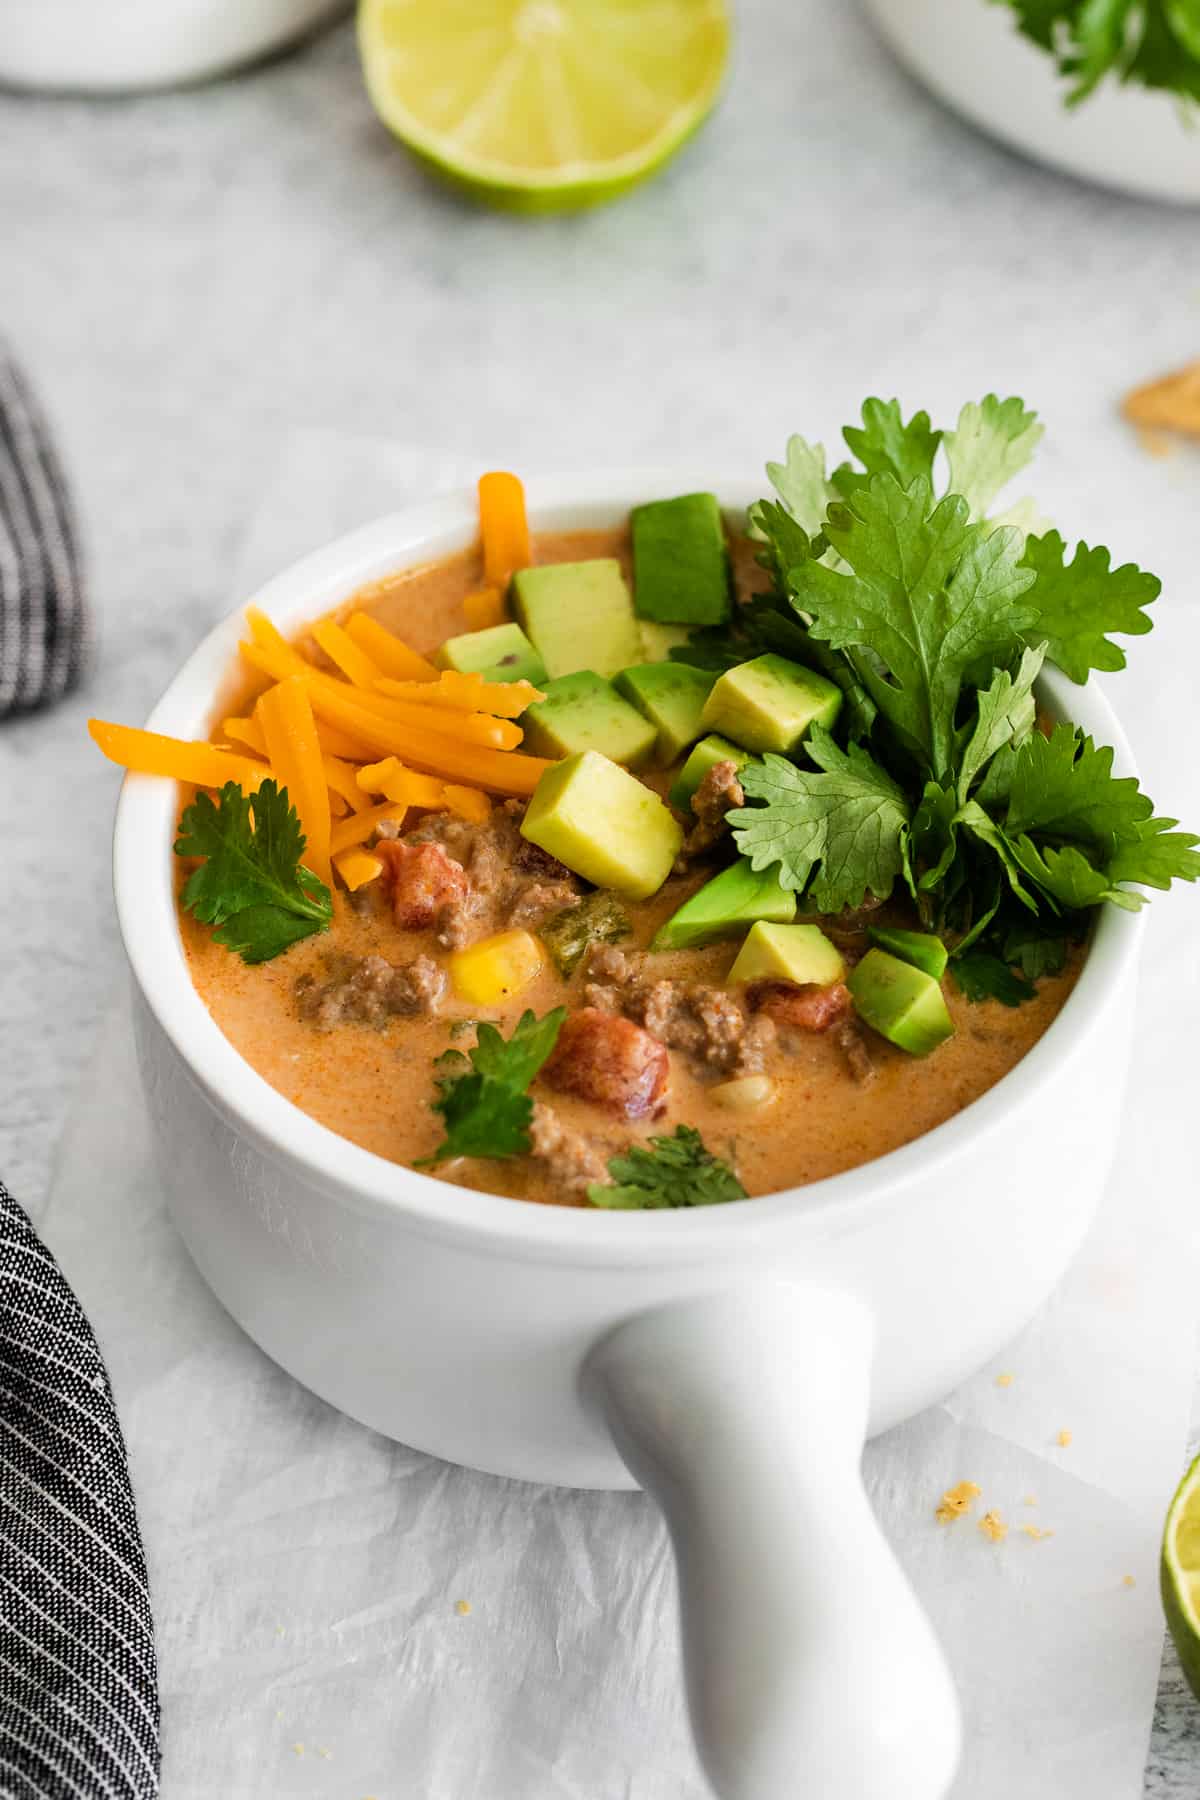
[450,929,545,1006]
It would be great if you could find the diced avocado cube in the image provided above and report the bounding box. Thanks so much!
[639,620,693,663]
[701,654,843,755]
[867,926,949,982]
[727,921,845,987]
[521,751,683,900]
[848,949,954,1056]
[522,671,657,768]
[632,492,732,626]
[436,622,547,687]
[614,663,715,766]
[652,862,797,952]
[512,560,641,680]
[669,734,754,815]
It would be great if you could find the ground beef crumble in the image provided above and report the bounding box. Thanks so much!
[296,952,445,1030]
[528,1101,611,1197]
[674,760,745,870]
[583,944,775,1076]
[386,799,581,947]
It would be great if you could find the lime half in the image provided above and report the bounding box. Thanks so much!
[1163,1453,1200,1699]
[358,0,731,212]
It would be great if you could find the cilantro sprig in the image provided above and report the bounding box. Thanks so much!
[721,396,1199,1000]
[420,1009,566,1165]
[175,780,332,964]
[587,1126,747,1210]
[991,1,1200,105]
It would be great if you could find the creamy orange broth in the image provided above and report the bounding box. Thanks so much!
[181,528,1083,1206]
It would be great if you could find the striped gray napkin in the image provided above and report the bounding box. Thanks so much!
[0,353,159,1797]
[0,348,89,718]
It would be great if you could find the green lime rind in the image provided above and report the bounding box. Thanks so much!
[1162,1451,1200,1703]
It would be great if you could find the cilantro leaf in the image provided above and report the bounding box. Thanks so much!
[1008,837,1138,910]
[760,434,835,537]
[792,475,1037,777]
[957,644,1045,803]
[1106,816,1200,891]
[943,395,1044,522]
[1004,724,1152,851]
[420,1008,567,1165]
[1019,531,1158,682]
[587,1125,746,1210]
[951,948,1038,1007]
[991,0,1200,102]
[833,399,942,500]
[732,730,911,910]
[174,780,332,965]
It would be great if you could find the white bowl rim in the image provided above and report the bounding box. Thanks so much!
[112,469,1144,1265]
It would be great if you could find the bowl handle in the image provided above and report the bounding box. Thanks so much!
[585,1285,962,1800]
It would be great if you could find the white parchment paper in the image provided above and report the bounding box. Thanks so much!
[39,435,1200,1799]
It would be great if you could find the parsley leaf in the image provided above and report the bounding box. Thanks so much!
[943,395,1044,522]
[833,399,942,500]
[732,730,911,910]
[1019,532,1158,682]
[587,1125,747,1210]
[793,475,1038,778]
[174,780,332,964]
[420,1008,567,1165]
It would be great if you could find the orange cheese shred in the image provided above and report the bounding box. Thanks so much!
[376,671,544,718]
[311,618,384,691]
[443,785,491,823]
[478,471,531,587]
[255,677,332,892]
[330,802,407,856]
[238,641,548,795]
[323,753,371,814]
[89,721,269,790]
[343,612,439,682]
[333,847,384,892]
[221,715,268,756]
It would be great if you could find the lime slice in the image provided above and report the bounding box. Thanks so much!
[358,0,731,212]
[1163,1453,1200,1700]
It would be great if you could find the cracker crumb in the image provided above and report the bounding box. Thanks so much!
[1057,1429,1072,1449]
[317,1747,332,1760]
[1123,1574,1137,1589]
[455,1599,471,1616]
[292,1744,305,1758]
[979,1510,1008,1544]
[274,1710,284,1722]
[1123,360,1200,441]
[1021,1525,1054,1542]
[936,1480,981,1523]
[275,1625,286,1637]
[1022,1495,1038,1508]
[995,1373,1014,1388]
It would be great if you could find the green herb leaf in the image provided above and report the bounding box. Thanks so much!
[943,395,1045,522]
[991,0,1200,102]
[761,433,835,537]
[957,644,1045,803]
[792,475,1037,778]
[1106,816,1200,892]
[420,1008,567,1165]
[1019,531,1158,682]
[732,730,911,910]
[587,1125,747,1210]
[540,892,631,978]
[1005,724,1152,852]
[1008,837,1137,910]
[951,948,1038,1007]
[833,399,942,500]
[174,779,332,964]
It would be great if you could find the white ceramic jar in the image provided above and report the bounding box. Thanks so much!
[0,0,350,93]
[864,0,1200,204]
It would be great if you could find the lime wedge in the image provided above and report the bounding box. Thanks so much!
[357,0,731,212]
[1163,1453,1200,1700]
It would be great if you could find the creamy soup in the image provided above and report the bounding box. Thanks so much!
[180,526,1082,1207]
